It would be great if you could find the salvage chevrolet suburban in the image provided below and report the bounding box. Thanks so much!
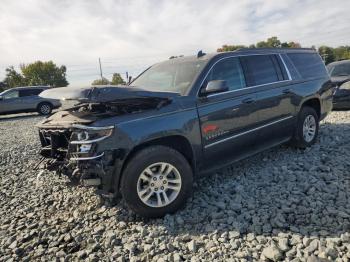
[37,48,333,218]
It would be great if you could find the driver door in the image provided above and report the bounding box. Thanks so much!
[0,90,21,113]
[197,57,260,170]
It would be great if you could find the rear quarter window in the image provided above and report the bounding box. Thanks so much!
[287,53,328,79]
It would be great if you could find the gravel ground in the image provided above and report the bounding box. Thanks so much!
[0,111,350,262]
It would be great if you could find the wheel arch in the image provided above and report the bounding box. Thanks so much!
[115,135,196,192]
[300,97,321,119]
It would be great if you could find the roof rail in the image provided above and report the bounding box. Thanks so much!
[236,47,315,52]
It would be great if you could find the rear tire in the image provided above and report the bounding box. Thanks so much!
[291,106,319,149]
[37,102,52,115]
[120,145,193,218]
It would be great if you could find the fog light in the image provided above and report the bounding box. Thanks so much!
[77,131,89,141]
[79,144,92,153]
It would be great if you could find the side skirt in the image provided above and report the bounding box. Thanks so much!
[198,137,291,176]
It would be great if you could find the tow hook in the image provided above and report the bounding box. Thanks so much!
[81,178,101,186]
[72,168,102,186]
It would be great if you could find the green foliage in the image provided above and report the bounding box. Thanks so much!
[318,45,350,64]
[91,73,126,85]
[3,66,26,88]
[333,46,350,61]
[2,61,68,88]
[281,41,302,48]
[318,46,335,64]
[218,36,302,52]
[111,73,126,85]
[20,61,68,87]
[257,36,282,48]
[0,81,7,92]
[217,36,350,64]
[217,44,247,52]
[91,77,110,85]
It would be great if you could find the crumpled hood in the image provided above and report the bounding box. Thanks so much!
[39,85,180,102]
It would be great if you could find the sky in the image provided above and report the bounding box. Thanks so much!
[0,0,349,86]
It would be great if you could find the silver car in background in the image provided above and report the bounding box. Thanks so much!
[0,86,61,115]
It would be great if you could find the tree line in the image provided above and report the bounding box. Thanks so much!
[0,61,69,92]
[0,61,126,92]
[1,36,349,92]
[217,36,350,65]
[91,74,126,86]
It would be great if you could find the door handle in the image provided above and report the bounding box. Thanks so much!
[283,89,292,94]
[242,98,255,104]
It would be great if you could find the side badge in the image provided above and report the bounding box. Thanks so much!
[202,124,228,140]
[202,124,218,134]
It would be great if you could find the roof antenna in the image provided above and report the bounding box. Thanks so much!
[197,50,206,58]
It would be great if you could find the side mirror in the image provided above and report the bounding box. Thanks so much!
[202,80,229,95]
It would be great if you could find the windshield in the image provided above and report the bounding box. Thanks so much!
[131,59,206,95]
[0,89,19,99]
[328,62,350,77]
[0,89,9,96]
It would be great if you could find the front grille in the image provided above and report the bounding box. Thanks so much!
[67,142,97,160]
[39,129,71,160]
[39,129,101,161]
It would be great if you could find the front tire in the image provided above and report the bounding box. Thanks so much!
[291,106,319,148]
[37,102,52,115]
[120,146,193,218]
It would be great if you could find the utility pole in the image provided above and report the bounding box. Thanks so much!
[98,58,103,81]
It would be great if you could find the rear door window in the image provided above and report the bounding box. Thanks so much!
[287,53,328,78]
[240,55,280,86]
[19,89,43,97]
[205,57,246,91]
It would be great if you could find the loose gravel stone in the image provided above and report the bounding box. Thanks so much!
[0,111,350,261]
[262,242,283,261]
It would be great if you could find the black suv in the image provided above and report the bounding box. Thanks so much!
[37,48,333,217]
[327,59,350,109]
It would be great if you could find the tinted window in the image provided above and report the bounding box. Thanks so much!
[328,62,350,77]
[19,89,43,97]
[241,55,279,86]
[206,57,246,91]
[287,53,328,78]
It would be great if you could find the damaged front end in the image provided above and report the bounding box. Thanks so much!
[36,85,177,193]
[39,123,116,187]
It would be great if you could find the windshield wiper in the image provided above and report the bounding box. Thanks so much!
[334,74,350,77]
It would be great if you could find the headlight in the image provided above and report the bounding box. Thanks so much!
[79,144,92,153]
[70,125,114,144]
[340,81,350,90]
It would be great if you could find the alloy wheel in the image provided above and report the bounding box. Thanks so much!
[40,104,51,115]
[303,115,316,143]
[137,162,182,208]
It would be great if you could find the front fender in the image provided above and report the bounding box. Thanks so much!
[101,107,202,194]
